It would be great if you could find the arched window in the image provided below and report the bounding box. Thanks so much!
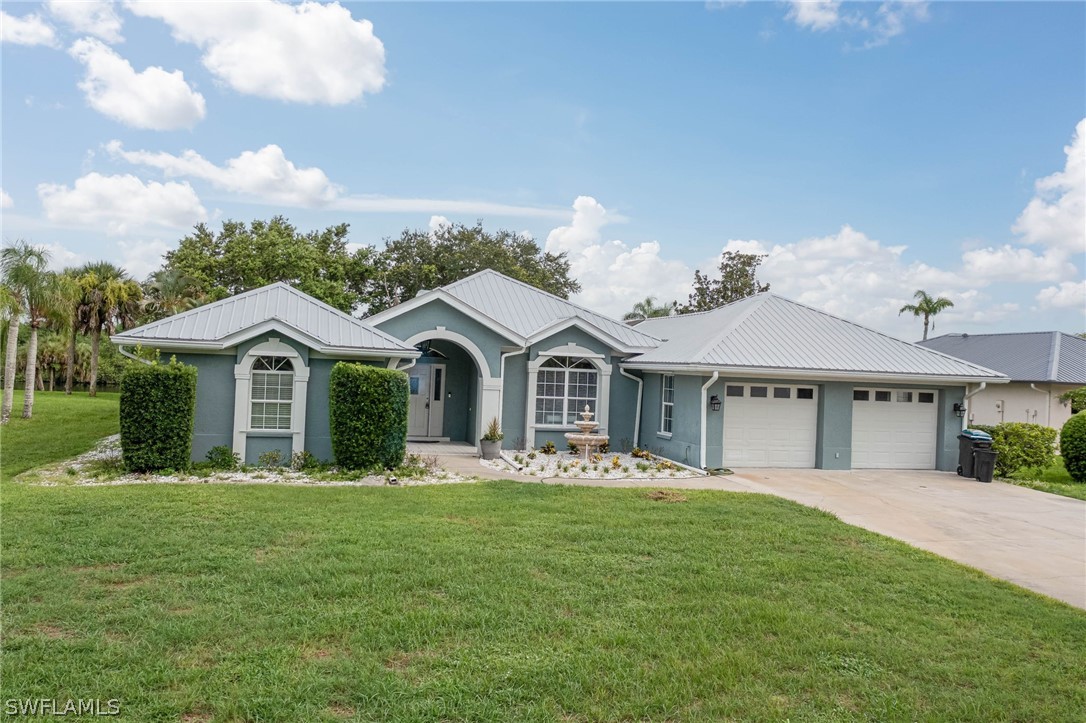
[535,356,598,425]
[250,356,294,430]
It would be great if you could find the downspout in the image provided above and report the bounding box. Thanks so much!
[1029,383,1051,427]
[395,358,417,372]
[699,371,719,470]
[618,367,643,448]
[117,345,152,365]
[963,382,987,428]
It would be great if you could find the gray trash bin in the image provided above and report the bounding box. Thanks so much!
[973,449,997,483]
[957,429,993,477]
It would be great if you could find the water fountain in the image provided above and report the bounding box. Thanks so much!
[564,404,609,462]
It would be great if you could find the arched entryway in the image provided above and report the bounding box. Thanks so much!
[405,338,481,444]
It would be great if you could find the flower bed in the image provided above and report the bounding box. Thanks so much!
[482,448,701,480]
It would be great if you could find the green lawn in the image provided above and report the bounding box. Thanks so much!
[2,394,1085,721]
[1007,457,1086,501]
[0,390,120,479]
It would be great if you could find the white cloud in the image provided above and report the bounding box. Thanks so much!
[126,0,386,105]
[863,1,930,49]
[107,141,339,206]
[46,0,123,43]
[1013,118,1086,255]
[961,245,1076,284]
[69,38,206,130]
[331,196,568,219]
[42,242,88,272]
[1036,281,1086,311]
[786,1,841,31]
[116,238,173,280]
[546,197,693,318]
[0,189,12,209]
[38,172,207,235]
[429,215,451,233]
[0,11,58,46]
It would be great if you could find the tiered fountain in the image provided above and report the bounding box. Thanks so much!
[564,404,609,462]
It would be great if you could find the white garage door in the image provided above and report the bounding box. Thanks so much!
[851,389,938,469]
[723,384,818,468]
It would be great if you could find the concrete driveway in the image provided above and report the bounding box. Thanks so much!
[728,468,1086,609]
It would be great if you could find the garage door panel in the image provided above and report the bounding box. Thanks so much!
[723,386,817,468]
[852,389,937,469]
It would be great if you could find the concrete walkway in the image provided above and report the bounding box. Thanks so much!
[439,455,1086,609]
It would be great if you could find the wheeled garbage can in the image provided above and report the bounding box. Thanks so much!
[957,429,993,477]
[973,448,998,483]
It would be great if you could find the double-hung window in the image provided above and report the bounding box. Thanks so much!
[250,356,293,430]
[535,356,598,425]
[660,374,675,434]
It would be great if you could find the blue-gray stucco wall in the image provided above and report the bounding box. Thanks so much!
[640,372,707,468]
[415,340,478,443]
[373,300,512,378]
[172,352,235,462]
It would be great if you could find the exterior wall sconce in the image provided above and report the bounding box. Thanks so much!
[953,402,966,418]
[709,395,722,412]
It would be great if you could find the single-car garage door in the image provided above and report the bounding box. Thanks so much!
[851,388,938,469]
[723,384,818,468]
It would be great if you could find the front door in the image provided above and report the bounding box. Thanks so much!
[408,364,446,438]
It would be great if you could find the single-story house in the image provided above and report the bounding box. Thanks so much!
[917,332,1085,430]
[114,270,1009,471]
[367,270,1007,471]
[111,282,419,464]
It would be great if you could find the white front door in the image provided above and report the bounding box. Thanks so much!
[408,364,446,439]
[851,389,938,469]
[723,383,818,468]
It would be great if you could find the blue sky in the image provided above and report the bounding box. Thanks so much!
[2,1,1083,338]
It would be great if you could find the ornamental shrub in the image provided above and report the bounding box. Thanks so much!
[981,422,1058,477]
[328,363,409,470]
[1060,412,1086,483]
[119,358,197,472]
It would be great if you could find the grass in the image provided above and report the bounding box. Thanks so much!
[3,481,1085,721]
[1006,457,1086,501]
[0,390,120,480]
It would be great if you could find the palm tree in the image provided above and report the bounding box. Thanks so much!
[0,283,22,423]
[58,267,84,395]
[37,331,68,392]
[142,268,206,321]
[899,289,955,341]
[622,296,677,323]
[1,241,55,420]
[77,262,142,397]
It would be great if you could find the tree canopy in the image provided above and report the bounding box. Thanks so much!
[678,252,771,314]
[898,289,954,341]
[161,217,375,313]
[364,222,579,315]
[623,296,676,322]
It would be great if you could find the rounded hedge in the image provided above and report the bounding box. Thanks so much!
[119,358,197,472]
[1060,411,1086,483]
[329,362,409,470]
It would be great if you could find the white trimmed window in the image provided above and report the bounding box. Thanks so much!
[661,374,675,434]
[250,356,294,430]
[535,356,598,425]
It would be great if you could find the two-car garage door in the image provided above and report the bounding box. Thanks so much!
[723,384,818,468]
[851,388,938,469]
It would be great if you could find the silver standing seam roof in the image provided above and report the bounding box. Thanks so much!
[112,282,415,354]
[630,293,1006,380]
[918,332,1086,384]
[409,269,661,350]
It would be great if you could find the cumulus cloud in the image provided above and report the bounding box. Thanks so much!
[545,197,693,318]
[0,11,58,46]
[0,189,12,209]
[69,38,206,130]
[46,0,123,43]
[1013,118,1086,255]
[1036,281,1086,311]
[786,1,841,31]
[784,1,929,48]
[961,245,1076,284]
[106,141,340,206]
[116,238,173,280]
[126,0,386,105]
[38,172,207,235]
[429,215,451,233]
[42,242,89,272]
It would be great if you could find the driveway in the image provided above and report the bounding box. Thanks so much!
[728,468,1086,609]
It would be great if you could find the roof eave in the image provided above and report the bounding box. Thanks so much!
[619,361,1009,385]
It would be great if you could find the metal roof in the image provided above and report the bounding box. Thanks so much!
[435,269,661,350]
[918,332,1086,384]
[113,282,415,354]
[630,293,1006,380]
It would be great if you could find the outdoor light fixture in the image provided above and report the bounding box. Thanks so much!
[953,402,966,418]
[709,395,722,412]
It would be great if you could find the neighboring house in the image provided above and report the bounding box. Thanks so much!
[111,283,419,465]
[369,270,1007,472]
[114,271,1010,471]
[918,332,1085,430]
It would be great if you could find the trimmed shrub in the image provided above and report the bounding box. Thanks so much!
[976,422,1058,477]
[206,445,239,470]
[120,358,197,472]
[329,363,409,470]
[1061,412,1086,483]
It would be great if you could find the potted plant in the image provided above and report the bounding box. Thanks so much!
[480,417,503,460]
